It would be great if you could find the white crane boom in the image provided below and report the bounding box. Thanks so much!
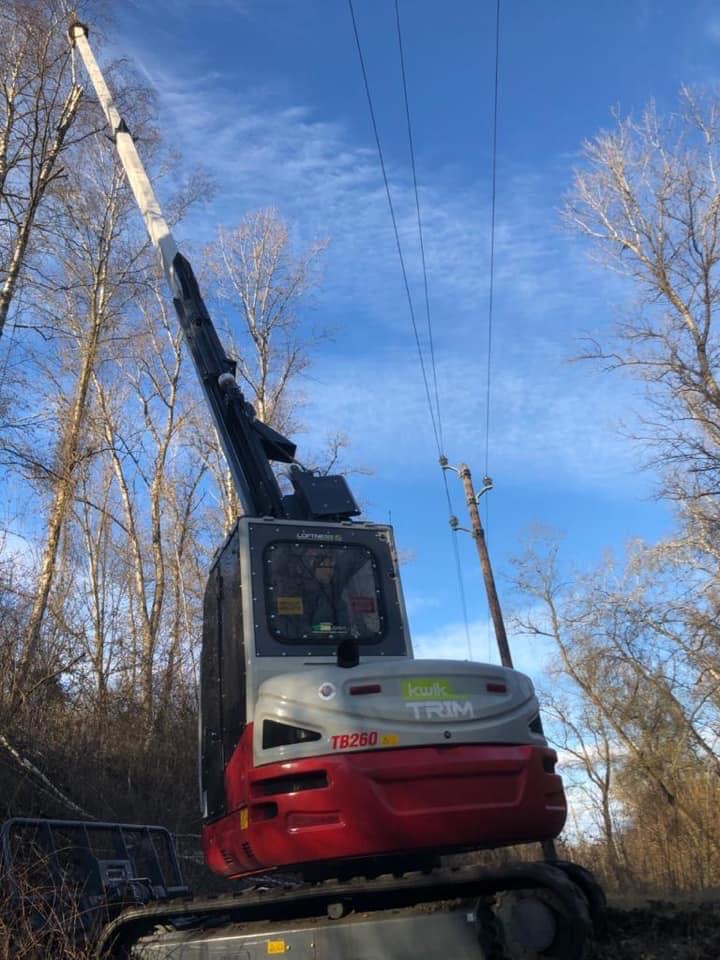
[69,22,180,298]
[67,18,359,524]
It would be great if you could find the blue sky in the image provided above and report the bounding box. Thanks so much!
[110,0,720,673]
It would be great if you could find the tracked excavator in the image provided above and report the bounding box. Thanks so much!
[24,18,604,959]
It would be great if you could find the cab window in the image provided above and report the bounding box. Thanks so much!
[264,542,383,643]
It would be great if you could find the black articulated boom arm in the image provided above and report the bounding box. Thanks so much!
[170,251,295,519]
[68,19,359,522]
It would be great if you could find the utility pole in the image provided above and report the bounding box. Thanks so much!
[443,459,513,668]
[458,463,513,668]
[443,457,557,861]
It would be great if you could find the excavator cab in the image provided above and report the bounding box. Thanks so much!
[199,517,410,822]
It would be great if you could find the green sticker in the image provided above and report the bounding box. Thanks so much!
[402,678,466,700]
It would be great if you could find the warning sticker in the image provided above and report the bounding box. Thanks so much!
[351,596,376,613]
[381,734,399,746]
[267,941,286,955]
[277,596,303,615]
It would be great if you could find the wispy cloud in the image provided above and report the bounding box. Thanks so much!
[118,36,649,499]
[123,43,603,313]
[304,345,645,494]
[706,18,720,43]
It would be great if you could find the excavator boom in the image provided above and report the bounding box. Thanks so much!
[69,20,357,523]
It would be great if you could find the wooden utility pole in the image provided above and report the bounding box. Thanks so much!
[457,463,513,668]
[445,458,557,862]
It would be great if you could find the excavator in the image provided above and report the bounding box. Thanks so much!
[3,18,605,960]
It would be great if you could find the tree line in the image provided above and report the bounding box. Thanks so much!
[0,0,325,833]
[516,86,720,892]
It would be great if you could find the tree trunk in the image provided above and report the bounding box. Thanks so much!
[13,277,105,707]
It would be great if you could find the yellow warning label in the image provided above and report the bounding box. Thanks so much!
[381,734,399,746]
[239,808,249,830]
[267,940,286,954]
[277,596,304,615]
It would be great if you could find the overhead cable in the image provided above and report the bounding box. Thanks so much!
[393,0,472,659]
[485,0,501,480]
[348,0,473,657]
[394,0,443,451]
[483,0,502,660]
[347,0,441,457]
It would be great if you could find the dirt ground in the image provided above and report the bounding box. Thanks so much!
[589,893,720,959]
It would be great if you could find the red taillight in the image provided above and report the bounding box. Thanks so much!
[486,682,507,693]
[349,683,382,695]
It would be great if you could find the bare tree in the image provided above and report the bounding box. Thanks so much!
[0,6,214,828]
[542,693,625,884]
[9,147,140,711]
[511,531,720,888]
[91,285,211,728]
[558,89,720,886]
[73,458,128,704]
[204,210,327,430]
[202,209,329,524]
[5,33,212,709]
[565,87,720,532]
[0,0,85,338]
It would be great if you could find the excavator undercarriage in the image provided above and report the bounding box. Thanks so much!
[99,858,603,960]
[1,818,604,959]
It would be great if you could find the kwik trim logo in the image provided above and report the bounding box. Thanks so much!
[402,678,466,700]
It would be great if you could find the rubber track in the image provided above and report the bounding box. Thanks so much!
[96,860,591,959]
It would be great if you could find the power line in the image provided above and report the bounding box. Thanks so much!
[485,0,501,480]
[394,0,443,451]
[483,0,502,661]
[346,0,441,457]
[392,0,472,659]
[348,0,473,657]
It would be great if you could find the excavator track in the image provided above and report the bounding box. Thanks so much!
[98,860,597,959]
